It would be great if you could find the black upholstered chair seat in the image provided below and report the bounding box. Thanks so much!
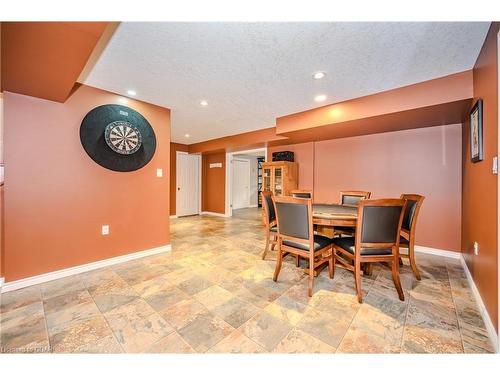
[332,237,393,256]
[283,235,332,252]
[399,236,409,246]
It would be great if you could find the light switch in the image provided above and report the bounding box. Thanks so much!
[473,241,479,256]
[492,156,498,175]
[156,168,163,177]
[102,225,110,236]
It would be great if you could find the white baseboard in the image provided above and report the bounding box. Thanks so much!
[414,245,461,259]
[460,256,499,353]
[248,204,258,208]
[169,215,178,219]
[201,211,228,218]
[1,244,171,294]
[0,277,4,290]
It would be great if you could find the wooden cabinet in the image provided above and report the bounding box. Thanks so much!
[262,161,298,197]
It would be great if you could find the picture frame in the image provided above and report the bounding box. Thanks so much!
[470,99,484,163]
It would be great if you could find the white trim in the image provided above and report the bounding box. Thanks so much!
[461,255,499,353]
[1,244,171,293]
[248,204,258,208]
[169,215,178,219]
[0,277,4,291]
[232,157,251,209]
[414,245,462,259]
[201,211,228,218]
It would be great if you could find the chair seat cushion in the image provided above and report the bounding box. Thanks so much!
[283,235,332,252]
[269,226,278,233]
[332,236,393,256]
[399,236,409,246]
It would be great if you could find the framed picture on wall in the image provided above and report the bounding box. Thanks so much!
[470,99,484,163]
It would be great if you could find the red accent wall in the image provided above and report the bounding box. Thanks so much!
[269,124,462,252]
[3,85,171,281]
[202,152,226,214]
[462,23,499,332]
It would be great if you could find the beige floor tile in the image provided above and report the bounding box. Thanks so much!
[159,298,210,330]
[208,330,265,353]
[193,285,234,310]
[274,328,336,353]
[177,312,234,352]
[146,332,195,353]
[240,311,292,351]
[0,286,41,314]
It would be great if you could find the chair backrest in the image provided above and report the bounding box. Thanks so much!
[272,196,313,246]
[291,190,313,199]
[400,194,425,235]
[340,191,371,206]
[355,199,406,256]
[261,191,276,227]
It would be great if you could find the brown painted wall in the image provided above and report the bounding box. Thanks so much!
[462,23,499,331]
[1,22,109,102]
[202,152,226,214]
[170,142,189,216]
[3,85,171,281]
[269,124,462,252]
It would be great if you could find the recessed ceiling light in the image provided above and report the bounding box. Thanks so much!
[184,134,190,138]
[127,90,137,96]
[313,71,326,80]
[200,100,208,106]
[314,94,327,102]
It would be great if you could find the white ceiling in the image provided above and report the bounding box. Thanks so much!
[82,22,490,144]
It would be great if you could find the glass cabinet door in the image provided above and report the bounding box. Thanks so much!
[263,167,272,192]
[274,167,282,196]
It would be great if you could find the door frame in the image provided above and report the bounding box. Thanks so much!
[225,147,267,217]
[175,151,202,217]
[497,28,500,351]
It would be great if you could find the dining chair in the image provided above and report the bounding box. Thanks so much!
[399,194,425,280]
[332,198,407,303]
[272,196,334,297]
[335,191,372,236]
[261,191,278,260]
[291,190,313,199]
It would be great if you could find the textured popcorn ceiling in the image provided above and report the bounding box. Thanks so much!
[82,22,490,144]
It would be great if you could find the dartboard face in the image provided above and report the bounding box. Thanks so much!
[104,121,143,155]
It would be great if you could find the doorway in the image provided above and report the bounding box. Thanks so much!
[225,148,267,216]
[176,152,201,217]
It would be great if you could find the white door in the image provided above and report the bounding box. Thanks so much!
[176,152,200,217]
[232,159,251,209]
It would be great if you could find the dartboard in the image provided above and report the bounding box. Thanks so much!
[104,121,143,155]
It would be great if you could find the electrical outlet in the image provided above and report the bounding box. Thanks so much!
[102,225,110,236]
[473,241,479,256]
[156,168,163,178]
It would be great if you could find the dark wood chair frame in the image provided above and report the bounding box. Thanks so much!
[399,194,425,280]
[332,198,407,303]
[261,191,278,260]
[272,196,334,297]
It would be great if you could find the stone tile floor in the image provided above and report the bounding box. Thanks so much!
[0,208,494,353]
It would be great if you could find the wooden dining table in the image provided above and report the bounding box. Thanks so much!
[312,203,358,227]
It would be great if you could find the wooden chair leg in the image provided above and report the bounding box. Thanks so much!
[328,250,334,279]
[364,263,373,276]
[308,254,315,297]
[354,260,363,303]
[392,258,405,301]
[408,244,421,281]
[262,231,270,260]
[399,257,403,266]
[273,244,283,282]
